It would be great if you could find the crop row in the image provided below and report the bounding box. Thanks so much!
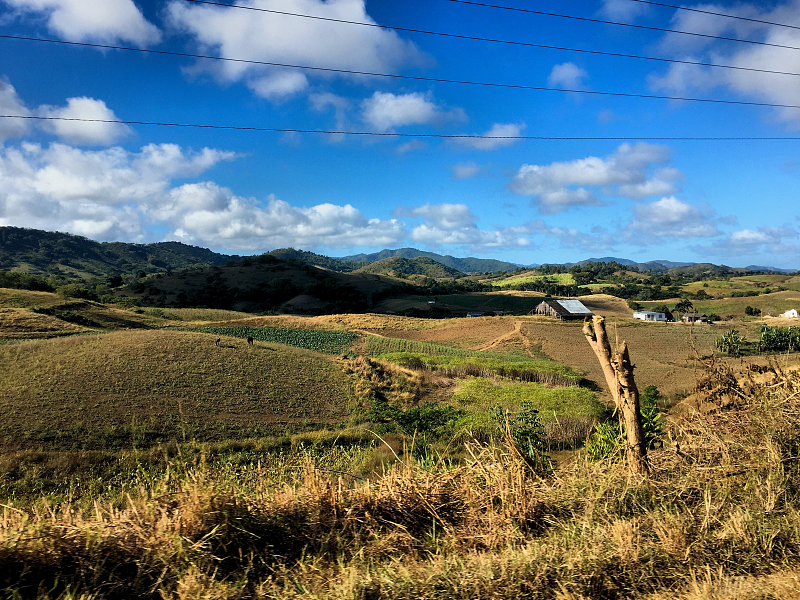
[374,350,581,387]
[364,335,530,362]
[193,326,357,354]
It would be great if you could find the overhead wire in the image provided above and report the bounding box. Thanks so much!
[4,34,800,111]
[624,0,800,32]
[182,0,800,53]
[2,114,800,140]
[6,31,800,81]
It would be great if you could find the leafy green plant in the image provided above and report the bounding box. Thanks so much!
[192,326,357,354]
[586,385,663,461]
[490,401,549,471]
[716,328,745,356]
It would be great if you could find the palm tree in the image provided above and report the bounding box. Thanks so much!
[674,299,694,314]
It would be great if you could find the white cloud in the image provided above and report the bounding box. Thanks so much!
[650,1,800,125]
[38,97,130,145]
[167,0,423,100]
[509,143,681,212]
[696,226,800,261]
[599,0,649,21]
[0,79,30,141]
[547,63,587,88]
[452,162,482,179]
[401,202,531,249]
[0,141,404,250]
[361,92,464,132]
[452,122,526,151]
[168,186,406,250]
[626,196,718,238]
[4,0,160,45]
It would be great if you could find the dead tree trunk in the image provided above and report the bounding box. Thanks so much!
[583,315,649,476]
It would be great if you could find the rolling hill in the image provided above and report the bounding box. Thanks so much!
[124,253,417,313]
[0,226,231,280]
[354,256,465,279]
[0,329,356,450]
[340,248,520,274]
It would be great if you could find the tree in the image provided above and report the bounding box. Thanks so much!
[583,315,649,476]
[674,299,694,314]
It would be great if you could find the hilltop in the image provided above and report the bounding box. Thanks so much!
[340,247,520,274]
[124,253,417,314]
[0,226,231,280]
[354,256,464,279]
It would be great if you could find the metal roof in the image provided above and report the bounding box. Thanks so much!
[556,299,592,314]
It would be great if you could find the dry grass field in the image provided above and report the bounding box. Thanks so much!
[0,330,356,450]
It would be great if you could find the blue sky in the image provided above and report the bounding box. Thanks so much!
[0,0,799,268]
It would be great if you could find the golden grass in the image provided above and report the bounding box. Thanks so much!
[0,330,356,450]
[2,361,800,598]
[0,307,87,339]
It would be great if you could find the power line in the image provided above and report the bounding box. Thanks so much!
[7,31,800,81]
[625,0,800,32]
[5,34,800,109]
[182,0,800,53]
[3,114,800,140]
[5,35,800,109]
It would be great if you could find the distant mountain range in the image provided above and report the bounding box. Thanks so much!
[0,227,795,282]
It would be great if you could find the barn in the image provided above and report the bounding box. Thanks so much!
[533,299,593,320]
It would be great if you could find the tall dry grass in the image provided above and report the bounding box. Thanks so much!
[2,361,800,599]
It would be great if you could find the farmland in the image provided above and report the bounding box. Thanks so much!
[2,278,800,598]
[191,325,358,354]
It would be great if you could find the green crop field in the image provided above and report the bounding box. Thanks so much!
[191,325,358,354]
[366,335,581,387]
[452,377,604,420]
[493,272,577,288]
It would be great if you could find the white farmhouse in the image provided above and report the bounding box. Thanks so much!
[633,311,667,322]
[781,308,799,318]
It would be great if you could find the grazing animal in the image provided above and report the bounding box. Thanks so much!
[247,336,254,346]
[215,337,221,347]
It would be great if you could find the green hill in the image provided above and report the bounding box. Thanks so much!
[340,248,519,274]
[354,256,464,279]
[266,248,365,272]
[0,226,231,280]
[126,254,416,314]
[0,329,356,450]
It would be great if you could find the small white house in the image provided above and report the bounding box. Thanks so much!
[781,308,799,318]
[633,311,667,322]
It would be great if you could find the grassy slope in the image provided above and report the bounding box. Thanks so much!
[0,330,355,450]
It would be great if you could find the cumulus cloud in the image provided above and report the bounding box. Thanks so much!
[38,97,130,145]
[167,0,423,100]
[167,185,406,250]
[695,226,800,262]
[361,92,464,132]
[400,202,531,249]
[3,0,160,45]
[0,79,30,141]
[547,63,588,88]
[626,196,719,238]
[509,143,682,213]
[650,1,800,125]
[0,141,404,250]
[452,122,526,151]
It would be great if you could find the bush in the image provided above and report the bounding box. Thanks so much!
[586,385,663,461]
[490,401,549,471]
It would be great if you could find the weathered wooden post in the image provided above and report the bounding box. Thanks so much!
[583,315,649,476]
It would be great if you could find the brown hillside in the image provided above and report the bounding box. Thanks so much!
[0,330,355,450]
